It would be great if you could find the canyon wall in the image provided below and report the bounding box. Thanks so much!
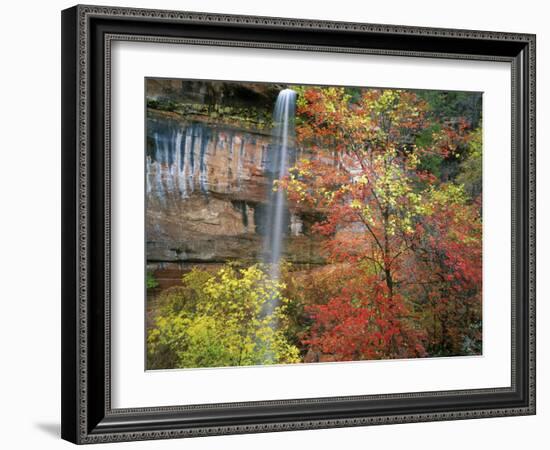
[146,106,324,289]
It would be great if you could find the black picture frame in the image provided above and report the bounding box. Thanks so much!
[61,4,536,444]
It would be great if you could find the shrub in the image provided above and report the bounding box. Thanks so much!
[146,271,159,289]
[147,264,300,369]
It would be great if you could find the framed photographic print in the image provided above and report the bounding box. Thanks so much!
[61,4,536,444]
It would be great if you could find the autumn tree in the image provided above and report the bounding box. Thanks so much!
[280,87,482,359]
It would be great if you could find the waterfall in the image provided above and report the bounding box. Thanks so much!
[263,89,297,297]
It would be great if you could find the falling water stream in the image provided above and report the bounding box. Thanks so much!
[262,88,297,314]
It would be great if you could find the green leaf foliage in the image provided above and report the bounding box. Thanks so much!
[147,264,301,369]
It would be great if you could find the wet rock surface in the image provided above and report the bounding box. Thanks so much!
[146,108,325,286]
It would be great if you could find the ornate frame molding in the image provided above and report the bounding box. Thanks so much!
[62,4,536,444]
